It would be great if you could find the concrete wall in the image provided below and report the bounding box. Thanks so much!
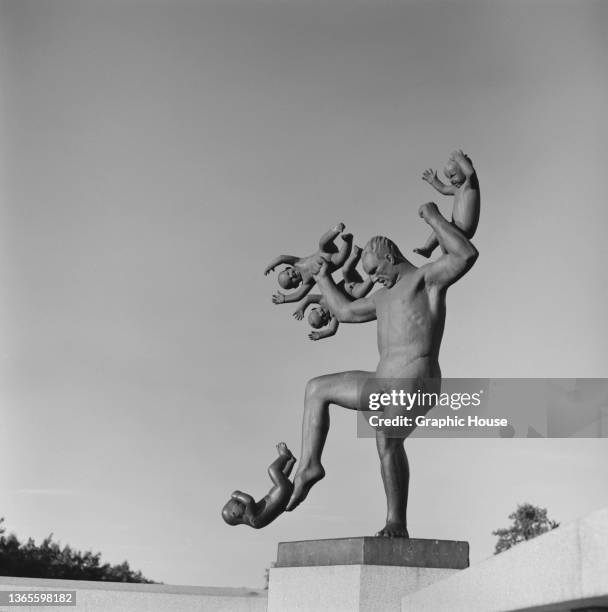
[401,507,608,612]
[0,576,267,612]
[268,564,457,612]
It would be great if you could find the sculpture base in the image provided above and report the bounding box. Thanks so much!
[268,537,468,612]
[275,536,469,568]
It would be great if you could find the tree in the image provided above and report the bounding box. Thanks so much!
[0,517,156,582]
[492,503,559,554]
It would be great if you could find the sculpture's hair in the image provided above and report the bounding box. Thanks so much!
[308,308,327,329]
[364,236,406,263]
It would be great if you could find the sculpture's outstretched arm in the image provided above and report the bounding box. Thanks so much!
[419,202,478,288]
[422,168,456,196]
[273,282,314,304]
[264,255,299,276]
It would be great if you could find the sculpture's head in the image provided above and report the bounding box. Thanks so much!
[278,266,302,290]
[221,499,245,526]
[362,236,406,289]
[443,158,466,187]
[308,307,331,329]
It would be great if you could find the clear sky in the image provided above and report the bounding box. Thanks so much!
[1,0,607,589]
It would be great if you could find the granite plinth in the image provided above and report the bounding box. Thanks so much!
[268,565,457,612]
[276,537,469,569]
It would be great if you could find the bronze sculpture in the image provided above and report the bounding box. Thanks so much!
[222,443,296,529]
[415,150,480,258]
[224,151,480,538]
[264,223,353,305]
[286,202,478,537]
[292,243,375,341]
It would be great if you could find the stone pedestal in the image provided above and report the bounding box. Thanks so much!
[267,537,468,612]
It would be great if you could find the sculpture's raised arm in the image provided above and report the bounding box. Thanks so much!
[422,168,456,196]
[263,255,299,276]
[272,282,314,305]
[419,202,479,288]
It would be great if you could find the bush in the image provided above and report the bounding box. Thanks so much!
[492,503,559,554]
[0,517,155,582]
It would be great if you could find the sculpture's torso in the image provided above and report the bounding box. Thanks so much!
[296,250,342,284]
[374,270,444,380]
[250,482,293,529]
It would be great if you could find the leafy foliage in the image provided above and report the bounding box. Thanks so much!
[0,517,155,582]
[492,503,559,554]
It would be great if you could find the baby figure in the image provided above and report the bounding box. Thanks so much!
[221,443,296,529]
[339,243,375,300]
[292,244,374,341]
[295,295,337,341]
[415,150,480,258]
[264,223,352,304]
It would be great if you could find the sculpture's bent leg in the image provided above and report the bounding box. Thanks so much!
[286,370,372,511]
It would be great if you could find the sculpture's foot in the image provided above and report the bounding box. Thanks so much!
[341,232,353,242]
[277,442,294,458]
[413,247,432,259]
[375,522,409,538]
[285,464,325,511]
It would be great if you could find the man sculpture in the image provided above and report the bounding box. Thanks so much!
[285,202,479,537]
